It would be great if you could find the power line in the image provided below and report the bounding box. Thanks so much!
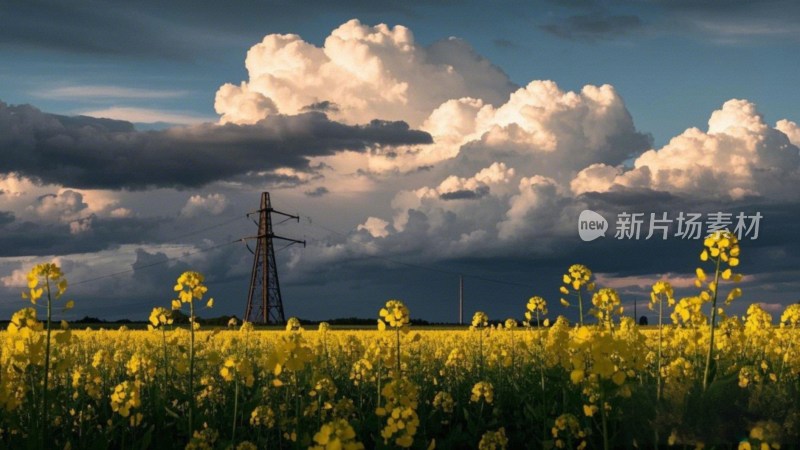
[299,214,536,290]
[38,213,250,269]
[71,239,240,287]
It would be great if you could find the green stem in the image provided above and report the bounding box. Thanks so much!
[189,300,195,433]
[479,329,484,378]
[396,328,401,377]
[42,275,53,450]
[600,387,609,450]
[162,328,169,397]
[657,298,663,402]
[702,256,722,392]
[232,377,239,444]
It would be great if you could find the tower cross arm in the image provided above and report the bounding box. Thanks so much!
[241,234,306,247]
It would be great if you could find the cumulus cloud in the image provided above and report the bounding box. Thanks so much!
[572,99,800,200]
[29,189,89,222]
[214,19,516,127]
[776,119,800,146]
[0,101,431,190]
[432,162,515,200]
[397,80,651,176]
[357,217,390,238]
[181,193,229,217]
[330,79,652,175]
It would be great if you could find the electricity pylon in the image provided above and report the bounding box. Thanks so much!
[244,192,305,324]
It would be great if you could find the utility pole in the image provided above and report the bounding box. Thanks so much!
[459,275,464,325]
[243,192,305,324]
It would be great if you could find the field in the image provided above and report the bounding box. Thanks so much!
[1,232,798,449]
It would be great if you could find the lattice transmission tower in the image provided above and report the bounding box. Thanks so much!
[244,192,305,324]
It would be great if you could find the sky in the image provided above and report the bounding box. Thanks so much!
[1,0,799,324]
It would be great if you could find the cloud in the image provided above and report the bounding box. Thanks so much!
[776,119,800,146]
[214,19,516,127]
[357,217,390,238]
[80,107,212,125]
[0,2,208,59]
[353,80,651,174]
[181,193,229,217]
[434,162,515,201]
[304,187,330,197]
[0,214,165,257]
[411,81,651,178]
[572,99,800,200]
[29,190,89,222]
[0,101,431,190]
[539,0,800,42]
[541,13,644,41]
[35,85,188,100]
[0,211,14,226]
[661,0,800,41]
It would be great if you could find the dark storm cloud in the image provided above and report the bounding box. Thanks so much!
[439,186,490,200]
[0,101,432,190]
[0,0,425,60]
[540,13,644,41]
[0,215,167,257]
[0,2,202,59]
[301,101,340,114]
[0,211,14,226]
[304,187,330,198]
[539,0,800,41]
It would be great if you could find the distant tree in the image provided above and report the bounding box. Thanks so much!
[76,316,104,323]
[639,315,649,326]
[171,309,190,324]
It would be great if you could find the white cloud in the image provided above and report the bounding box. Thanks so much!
[498,175,562,241]
[110,207,133,218]
[180,193,229,217]
[28,189,89,222]
[0,176,129,223]
[573,99,800,200]
[776,119,800,147]
[571,163,622,195]
[357,217,390,238]
[214,19,515,127]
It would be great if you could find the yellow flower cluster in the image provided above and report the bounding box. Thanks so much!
[378,299,411,331]
[432,391,454,415]
[470,381,494,404]
[110,380,142,424]
[471,311,489,329]
[310,419,365,450]
[525,296,548,325]
[219,356,255,387]
[249,405,276,428]
[148,307,173,330]
[285,317,303,332]
[563,264,594,291]
[376,379,419,448]
[552,414,588,450]
[478,427,508,450]
[590,288,623,327]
